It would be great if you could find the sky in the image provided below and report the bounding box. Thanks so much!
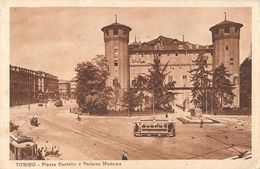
[10,7,251,80]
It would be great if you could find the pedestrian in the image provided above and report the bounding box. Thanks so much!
[172,108,175,114]
[122,150,128,160]
[77,114,81,121]
[166,114,168,118]
[28,104,30,111]
[41,148,46,159]
[124,151,128,160]
[55,147,60,156]
[45,141,50,152]
[37,148,42,160]
[53,146,57,155]
[200,119,203,128]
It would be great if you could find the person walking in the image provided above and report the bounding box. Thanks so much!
[37,148,42,160]
[121,150,128,160]
[41,147,46,159]
[200,119,203,128]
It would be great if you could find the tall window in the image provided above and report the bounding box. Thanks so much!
[183,75,187,87]
[113,78,119,87]
[114,46,119,58]
[114,60,118,66]
[233,77,239,85]
[168,75,173,83]
[132,80,136,86]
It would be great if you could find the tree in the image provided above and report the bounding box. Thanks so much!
[212,63,235,108]
[240,57,251,108]
[75,59,111,114]
[132,75,149,111]
[91,54,109,73]
[145,57,175,110]
[122,88,142,113]
[189,54,212,111]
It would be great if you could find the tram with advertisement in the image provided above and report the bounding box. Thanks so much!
[133,119,175,137]
[10,131,38,160]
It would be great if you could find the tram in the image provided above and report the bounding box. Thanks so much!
[10,132,38,160]
[133,119,175,137]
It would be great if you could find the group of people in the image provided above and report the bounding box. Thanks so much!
[37,141,60,160]
[30,116,39,126]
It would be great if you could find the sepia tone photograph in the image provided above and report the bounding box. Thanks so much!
[8,7,252,162]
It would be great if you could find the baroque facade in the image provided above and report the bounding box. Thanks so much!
[10,65,59,106]
[129,36,212,108]
[102,16,243,109]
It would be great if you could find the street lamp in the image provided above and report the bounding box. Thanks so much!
[206,90,208,115]
[152,94,155,115]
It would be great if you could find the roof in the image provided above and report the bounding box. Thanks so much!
[10,131,34,144]
[129,35,212,52]
[129,41,139,46]
[209,20,243,31]
[101,22,132,32]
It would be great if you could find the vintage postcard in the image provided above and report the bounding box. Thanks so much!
[0,0,260,169]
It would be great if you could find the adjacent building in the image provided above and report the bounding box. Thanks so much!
[58,80,71,99]
[10,65,59,106]
[70,78,77,99]
[101,16,242,109]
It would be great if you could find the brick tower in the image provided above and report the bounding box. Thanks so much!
[101,16,132,93]
[209,13,243,107]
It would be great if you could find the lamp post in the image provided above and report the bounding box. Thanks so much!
[152,94,155,115]
[152,44,159,116]
[206,90,208,115]
[210,82,213,115]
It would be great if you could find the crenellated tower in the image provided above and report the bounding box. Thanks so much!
[101,16,132,93]
[209,13,243,107]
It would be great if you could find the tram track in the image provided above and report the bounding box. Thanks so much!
[70,121,170,159]
[40,116,168,160]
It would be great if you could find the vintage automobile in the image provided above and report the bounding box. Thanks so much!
[10,132,38,160]
[133,118,175,137]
